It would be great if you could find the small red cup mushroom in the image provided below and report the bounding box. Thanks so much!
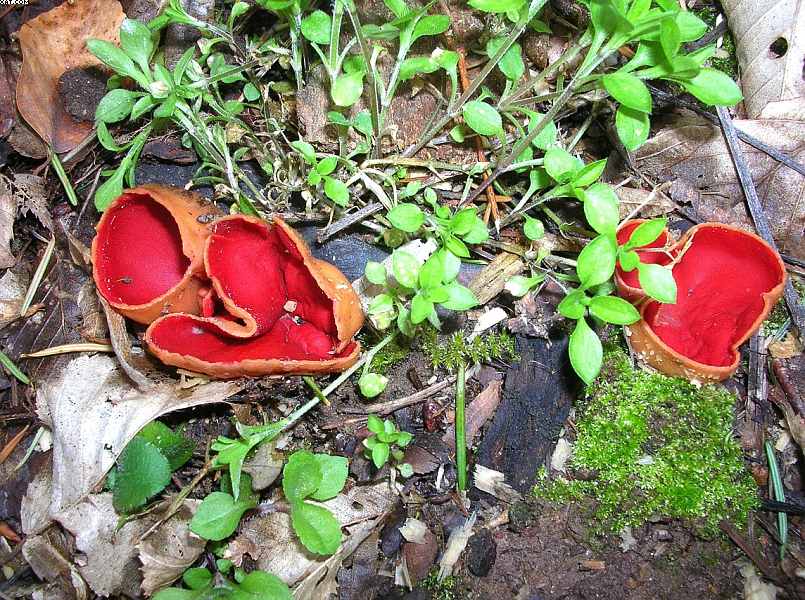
[616,221,786,382]
[91,184,219,324]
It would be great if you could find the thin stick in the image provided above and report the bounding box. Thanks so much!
[20,236,55,317]
[49,148,78,206]
[21,343,114,358]
[716,106,805,337]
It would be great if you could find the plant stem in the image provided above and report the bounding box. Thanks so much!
[765,440,788,559]
[462,52,608,206]
[284,333,398,430]
[345,2,381,158]
[288,13,305,91]
[455,362,467,491]
[49,149,78,206]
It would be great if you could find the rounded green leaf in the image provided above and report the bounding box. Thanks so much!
[189,492,255,541]
[392,250,420,288]
[243,82,261,101]
[544,147,583,183]
[358,372,388,398]
[487,37,524,81]
[528,114,557,150]
[399,56,439,81]
[615,105,650,151]
[468,0,525,13]
[290,501,342,555]
[440,282,478,311]
[462,101,502,136]
[411,14,451,43]
[364,261,387,285]
[95,89,139,124]
[323,177,349,206]
[282,450,322,502]
[577,234,617,288]
[301,10,332,44]
[569,318,603,385]
[679,68,742,106]
[558,290,587,320]
[588,295,640,324]
[583,183,620,235]
[311,454,349,501]
[505,275,538,297]
[112,437,171,513]
[625,218,666,249]
[371,442,390,468]
[523,215,545,240]
[120,18,154,74]
[237,571,292,600]
[410,292,434,324]
[637,263,677,304]
[602,72,652,113]
[387,203,424,232]
[331,71,365,107]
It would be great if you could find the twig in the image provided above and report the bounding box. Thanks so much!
[20,236,55,317]
[716,106,805,338]
[719,520,784,584]
[317,202,383,243]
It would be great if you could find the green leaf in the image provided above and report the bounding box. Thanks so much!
[368,293,394,315]
[190,491,257,541]
[235,571,293,600]
[619,249,640,271]
[660,18,681,61]
[602,72,652,113]
[572,159,607,188]
[450,208,479,236]
[558,288,587,319]
[323,177,350,206]
[419,252,446,288]
[410,292,434,324]
[588,295,640,324]
[676,10,708,42]
[367,415,384,434]
[569,318,603,385]
[444,235,469,257]
[528,114,557,150]
[183,568,214,590]
[441,250,461,282]
[399,56,439,81]
[291,501,342,555]
[130,95,157,120]
[383,0,410,19]
[462,101,502,136]
[371,442,390,468]
[505,275,542,297]
[112,436,171,513]
[487,37,524,81]
[637,263,677,304]
[392,250,420,288]
[86,39,149,89]
[243,82,261,101]
[290,140,316,163]
[120,18,154,75]
[679,68,742,106]
[577,234,617,288]
[468,0,525,13]
[301,10,332,44]
[387,203,424,232]
[95,89,139,123]
[316,156,338,175]
[544,147,583,183]
[97,122,127,152]
[138,421,194,471]
[365,261,387,285]
[615,105,650,151]
[440,282,478,311]
[154,94,177,119]
[583,183,620,235]
[411,15,451,44]
[331,71,365,107]
[283,450,322,502]
[523,215,544,240]
[311,454,348,501]
[359,372,389,398]
[461,218,489,244]
[625,218,666,249]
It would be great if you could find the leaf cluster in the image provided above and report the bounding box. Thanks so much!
[362,415,413,473]
[153,566,291,600]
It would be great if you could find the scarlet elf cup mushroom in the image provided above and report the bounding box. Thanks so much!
[615,221,786,382]
[92,185,363,378]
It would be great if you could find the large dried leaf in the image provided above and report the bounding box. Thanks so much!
[723,0,805,118]
[138,500,205,596]
[636,111,805,259]
[0,190,16,269]
[16,0,125,152]
[35,354,242,515]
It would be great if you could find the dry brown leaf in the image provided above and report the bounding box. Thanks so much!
[723,0,805,118]
[443,380,502,451]
[0,190,17,269]
[16,0,125,152]
[0,270,29,329]
[614,186,674,218]
[636,110,805,259]
[14,174,54,232]
[768,333,803,359]
[138,500,205,596]
[35,354,242,516]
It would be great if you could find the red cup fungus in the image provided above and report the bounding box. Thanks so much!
[92,185,363,378]
[615,220,786,382]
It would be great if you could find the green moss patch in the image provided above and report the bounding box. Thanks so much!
[535,346,758,534]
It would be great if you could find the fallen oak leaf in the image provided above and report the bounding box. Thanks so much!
[16,0,125,153]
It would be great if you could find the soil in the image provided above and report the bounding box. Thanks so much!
[57,66,108,123]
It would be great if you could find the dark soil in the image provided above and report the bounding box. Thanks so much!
[57,66,108,123]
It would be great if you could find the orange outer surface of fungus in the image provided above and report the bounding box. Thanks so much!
[91,184,219,325]
[93,186,364,378]
[615,221,786,383]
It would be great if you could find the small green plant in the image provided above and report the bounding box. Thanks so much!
[421,568,457,600]
[290,140,350,206]
[366,247,478,334]
[363,415,413,476]
[534,346,759,534]
[422,330,517,372]
[190,473,259,541]
[281,449,349,555]
[108,420,194,513]
[153,565,291,600]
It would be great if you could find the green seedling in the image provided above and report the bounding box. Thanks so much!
[363,415,413,476]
